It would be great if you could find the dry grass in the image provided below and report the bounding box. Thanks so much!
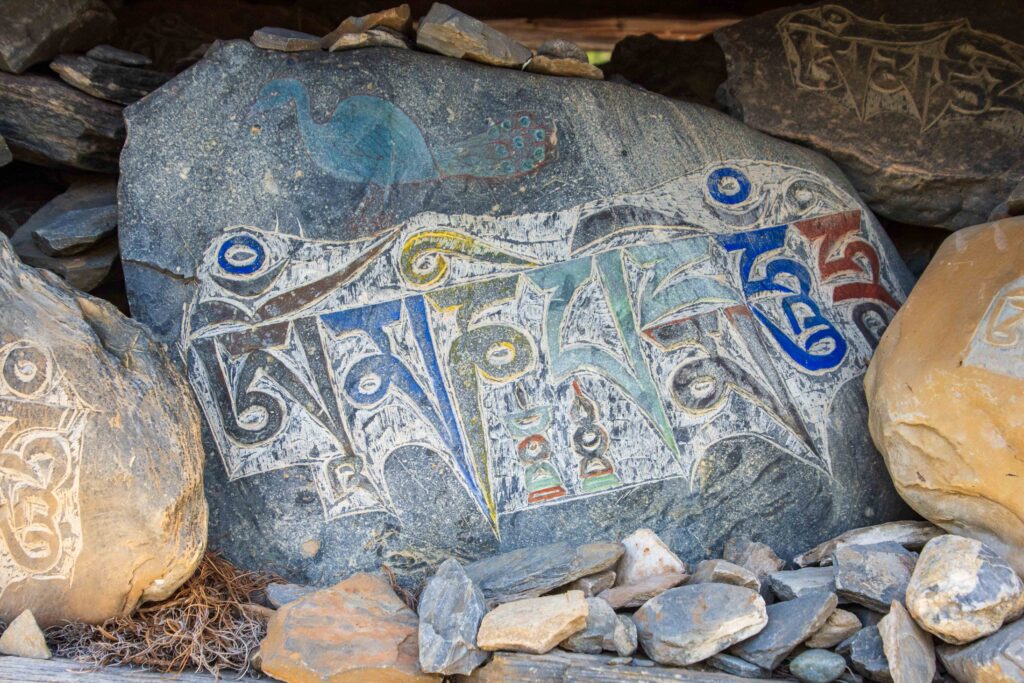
[48,553,276,678]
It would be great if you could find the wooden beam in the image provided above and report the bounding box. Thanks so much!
[0,656,261,682]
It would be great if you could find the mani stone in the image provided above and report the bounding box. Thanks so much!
[465,541,622,606]
[322,4,413,47]
[689,559,760,591]
[730,591,838,670]
[0,610,50,659]
[634,584,768,667]
[833,543,917,612]
[117,39,916,587]
[839,625,892,682]
[0,73,123,172]
[476,591,588,654]
[50,55,170,106]
[417,558,489,676]
[617,528,688,586]
[0,232,206,627]
[770,567,837,601]
[567,569,616,597]
[906,535,1024,645]
[416,3,532,67]
[560,597,637,656]
[791,649,848,683]
[715,0,1024,230]
[865,217,1024,576]
[0,0,115,74]
[265,582,317,608]
[86,45,152,68]
[250,28,322,53]
[796,522,944,567]
[878,601,936,683]
[806,608,862,649]
[938,617,1024,683]
[260,573,436,682]
[598,572,688,610]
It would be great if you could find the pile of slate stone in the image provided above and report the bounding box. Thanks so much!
[252,519,1024,682]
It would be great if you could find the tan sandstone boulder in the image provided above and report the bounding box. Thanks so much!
[865,217,1024,575]
[0,233,206,626]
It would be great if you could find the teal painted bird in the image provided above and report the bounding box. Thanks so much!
[248,78,554,185]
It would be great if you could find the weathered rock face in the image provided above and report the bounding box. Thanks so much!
[833,542,917,612]
[938,617,1024,683]
[878,601,936,683]
[0,0,116,74]
[716,1,1024,230]
[0,233,206,627]
[417,558,489,675]
[865,218,1024,575]
[476,591,588,654]
[119,40,914,585]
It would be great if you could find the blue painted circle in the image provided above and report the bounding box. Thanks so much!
[217,234,266,275]
[707,167,752,205]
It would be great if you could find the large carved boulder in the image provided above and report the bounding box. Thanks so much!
[0,233,206,626]
[119,41,914,585]
[866,217,1024,575]
[716,0,1024,230]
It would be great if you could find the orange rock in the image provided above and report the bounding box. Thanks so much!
[321,4,411,47]
[260,572,438,682]
[866,217,1024,575]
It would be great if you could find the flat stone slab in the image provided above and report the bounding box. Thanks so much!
[833,542,917,612]
[250,27,322,53]
[730,590,838,670]
[467,651,775,681]
[416,2,532,67]
[715,0,1024,229]
[118,40,915,586]
[477,591,588,654]
[795,521,943,567]
[86,45,152,67]
[938,616,1024,682]
[769,567,836,601]
[50,55,170,105]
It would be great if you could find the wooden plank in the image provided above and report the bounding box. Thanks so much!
[483,16,740,51]
[0,656,261,682]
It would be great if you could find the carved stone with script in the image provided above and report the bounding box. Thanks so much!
[716,1,1024,230]
[866,217,1024,575]
[0,233,206,627]
[119,41,914,586]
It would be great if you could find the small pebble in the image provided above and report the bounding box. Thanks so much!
[790,648,847,683]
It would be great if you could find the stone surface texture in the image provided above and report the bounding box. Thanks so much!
[906,535,1024,645]
[0,0,115,74]
[806,608,861,649]
[476,591,588,654]
[597,572,688,609]
[617,528,688,586]
[839,625,892,682]
[865,218,1024,575]
[796,521,944,567]
[567,569,616,597]
[86,45,152,67]
[730,590,838,670]
[119,40,915,586]
[938,617,1024,683]
[689,559,760,590]
[49,55,170,105]
[878,601,935,683]
[526,55,604,80]
[770,567,836,601]
[416,3,532,67]
[260,572,436,682]
[467,650,773,681]
[417,558,489,675]
[322,4,413,47]
[790,648,848,683]
[633,584,768,666]
[715,0,1024,229]
[833,542,917,612]
[0,610,50,659]
[266,582,316,608]
[560,597,637,656]
[0,233,207,627]
[250,28,322,53]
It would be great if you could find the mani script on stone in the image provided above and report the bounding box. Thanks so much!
[183,159,906,535]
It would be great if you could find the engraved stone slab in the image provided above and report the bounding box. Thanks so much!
[716,1,1024,230]
[119,41,914,586]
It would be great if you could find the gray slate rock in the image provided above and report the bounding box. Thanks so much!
[938,616,1024,683]
[416,3,532,67]
[0,0,115,74]
[118,39,915,586]
[796,521,943,567]
[689,559,760,591]
[561,597,636,656]
[839,626,892,682]
[466,542,622,606]
[567,569,616,597]
[878,601,935,683]
[715,1,1024,229]
[250,28,323,53]
[791,649,848,683]
[50,55,170,106]
[907,534,1024,645]
[32,204,117,256]
[725,536,786,603]
[467,650,774,681]
[730,590,838,670]
[0,134,10,168]
[709,653,769,678]
[634,584,768,667]
[0,73,123,172]
[265,582,316,608]
[86,45,153,68]
[833,543,916,612]
[418,558,489,675]
[771,567,837,601]
[537,39,588,62]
